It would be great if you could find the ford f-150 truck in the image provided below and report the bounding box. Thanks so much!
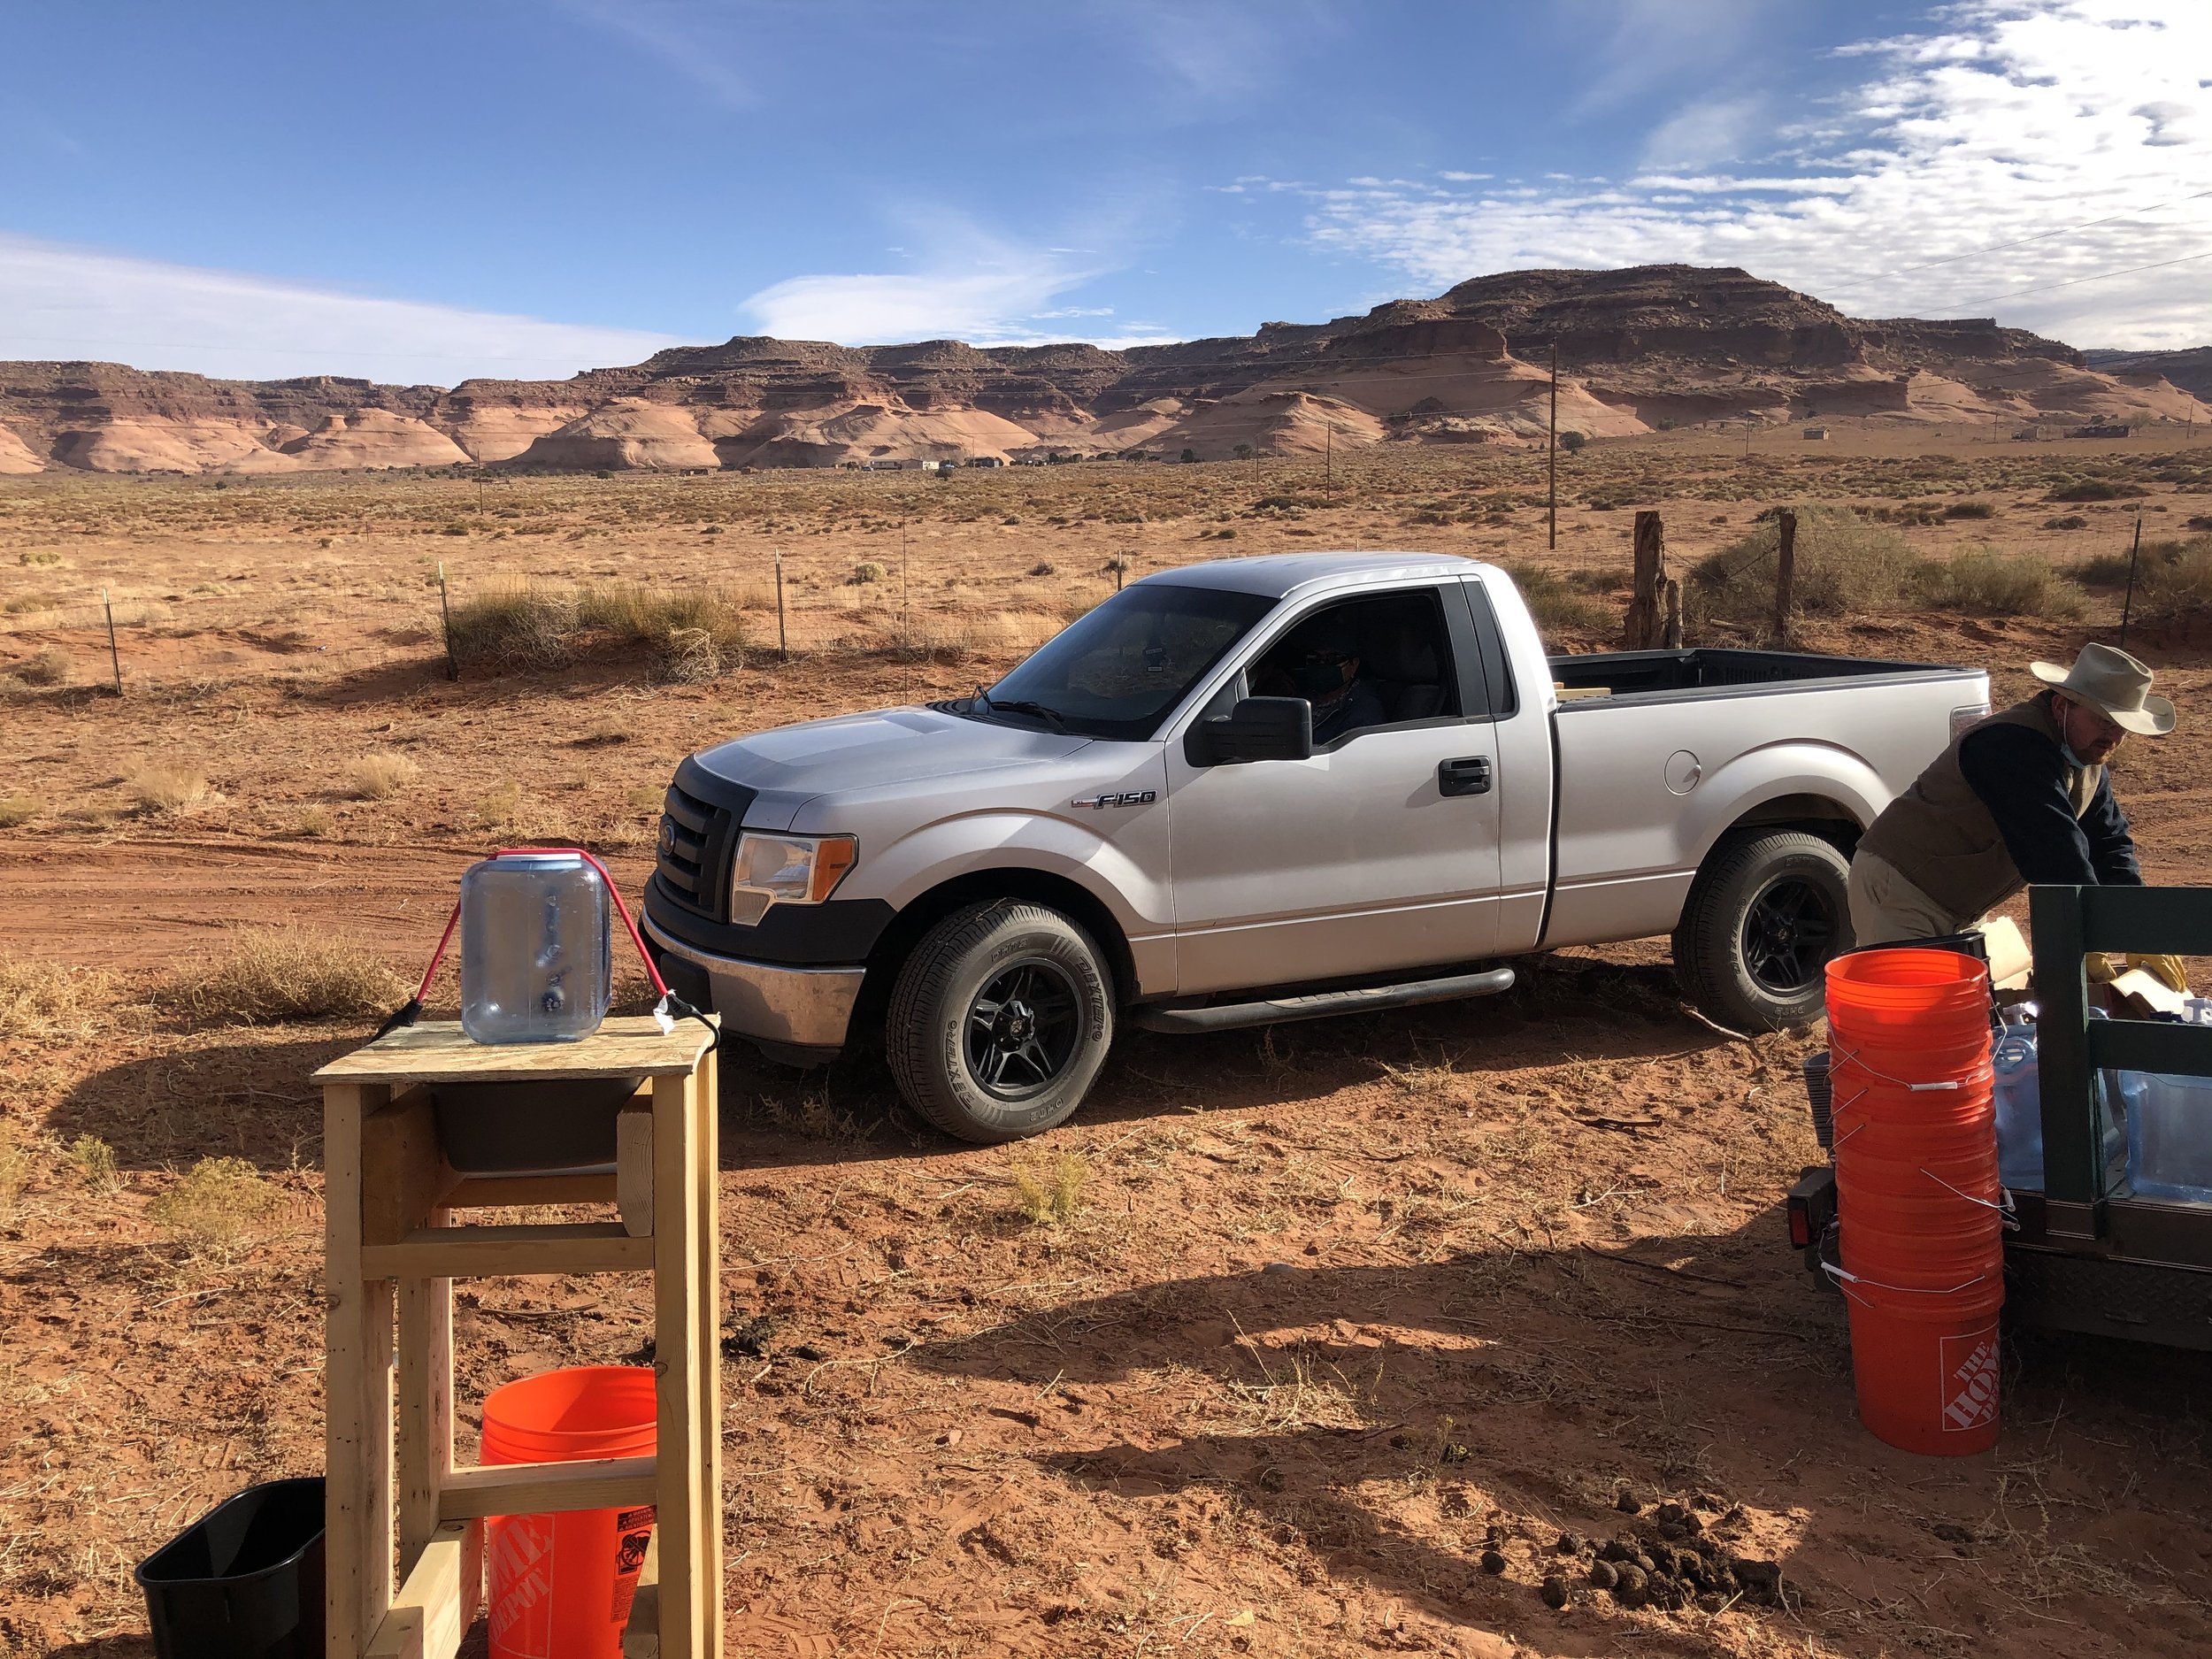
[641,552,1989,1141]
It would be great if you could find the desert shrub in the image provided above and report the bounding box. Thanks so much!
[2050,479,2134,503]
[1028,561,1056,577]
[2044,515,2091,531]
[130,763,210,814]
[1500,563,1610,635]
[12,649,69,686]
[149,1156,274,1250]
[0,793,39,828]
[0,591,57,616]
[0,961,118,1042]
[1943,500,1997,520]
[155,928,404,1025]
[348,752,420,800]
[19,550,64,567]
[446,580,744,677]
[1559,429,1588,453]
[1010,1151,1087,1226]
[2137,535,2212,624]
[850,561,886,585]
[1914,549,2083,618]
[1688,506,1922,626]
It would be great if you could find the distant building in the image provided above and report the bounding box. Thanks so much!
[864,459,905,471]
[2071,423,2131,439]
[1802,426,1829,441]
[966,455,1006,467]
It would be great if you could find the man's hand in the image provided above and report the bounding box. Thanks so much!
[2127,952,2191,995]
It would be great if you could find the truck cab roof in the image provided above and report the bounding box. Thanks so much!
[1141,550,1485,600]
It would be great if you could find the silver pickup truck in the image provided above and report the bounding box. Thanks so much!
[642,553,1989,1141]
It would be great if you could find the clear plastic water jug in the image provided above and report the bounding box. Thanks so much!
[2123,999,2212,1204]
[1992,1029,2044,1191]
[459,852,611,1043]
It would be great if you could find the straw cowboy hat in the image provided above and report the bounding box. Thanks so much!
[2030,642,2176,736]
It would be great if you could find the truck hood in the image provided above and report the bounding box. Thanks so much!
[692,706,1091,823]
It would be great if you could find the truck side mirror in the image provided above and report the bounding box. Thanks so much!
[1189,696,1314,765]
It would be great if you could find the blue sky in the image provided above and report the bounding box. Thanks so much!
[1,1,2205,382]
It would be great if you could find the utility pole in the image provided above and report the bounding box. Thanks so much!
[1548,344,1559,551]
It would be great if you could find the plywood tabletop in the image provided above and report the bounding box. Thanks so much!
[312,1017,718,1086]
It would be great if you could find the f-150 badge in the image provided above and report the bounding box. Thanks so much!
[1071,790,1157,809]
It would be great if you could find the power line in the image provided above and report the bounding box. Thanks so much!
[1819,186,2212,297]
[1938,249,2212,310]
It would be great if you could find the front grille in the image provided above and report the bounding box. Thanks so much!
[649,756,757,924]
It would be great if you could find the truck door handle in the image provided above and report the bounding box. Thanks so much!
[1439,756,1492,796]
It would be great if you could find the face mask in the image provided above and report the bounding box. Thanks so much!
[1292,660,1345,697]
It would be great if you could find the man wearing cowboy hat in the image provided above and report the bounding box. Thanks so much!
[1850,642,2185,988]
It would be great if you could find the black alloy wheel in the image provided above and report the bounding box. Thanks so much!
[1740,875,1839,996]
[964,957,1082,1099]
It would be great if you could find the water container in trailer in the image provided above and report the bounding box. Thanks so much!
[2124,1002,2212,1204]
[460,852,611,1043]
[1993,1030,2043,1191]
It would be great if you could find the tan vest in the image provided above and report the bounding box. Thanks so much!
[1858,695,2101,922]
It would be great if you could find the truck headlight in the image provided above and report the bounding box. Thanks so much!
[729,833,857,926]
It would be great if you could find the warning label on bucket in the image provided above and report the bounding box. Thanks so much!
[1939,1325,2000,1432]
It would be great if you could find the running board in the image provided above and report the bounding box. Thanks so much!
[1128,966,1517,1034]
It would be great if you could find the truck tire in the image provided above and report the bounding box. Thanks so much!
[1673,830,1854,1033]
[885,900,1115,1143]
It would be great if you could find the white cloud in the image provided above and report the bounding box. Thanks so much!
[0,235,688,383]
[739,220,1170,348]
[1303,1,2212,348]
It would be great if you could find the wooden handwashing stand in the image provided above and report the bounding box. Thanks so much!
[313,1017,723,1659]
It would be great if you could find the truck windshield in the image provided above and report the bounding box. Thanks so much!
[978,584,1275,741]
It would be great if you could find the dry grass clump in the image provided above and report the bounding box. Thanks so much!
[129,763,211,814]
[149,1156,275,1251]
[1010,1150,1088,1226]
[12,648,69,686]
[1688,505,1922,628]
[0,960,120,1041]
[446,580,745,677]
[1915,549,2085,618]
[0,793,40,829]
[65,1134,120,1193]
[0,1125,27,1214]
[154,928,405,1025]
[348,751,421,799]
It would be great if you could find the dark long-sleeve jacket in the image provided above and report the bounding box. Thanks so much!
[1956,721,2142,888]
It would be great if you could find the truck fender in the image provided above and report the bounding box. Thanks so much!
[867,810,1170,947]
[1677,741,1890,870]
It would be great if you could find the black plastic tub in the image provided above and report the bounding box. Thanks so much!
[430,1074,645,1175]
[135,1475,324,1659]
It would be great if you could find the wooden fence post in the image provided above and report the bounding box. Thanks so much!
[1773,509,1797,648]
[1663,578,1683,649]
[774,550,788,661]
[1624,510,1666,649]
[436,562,459,681]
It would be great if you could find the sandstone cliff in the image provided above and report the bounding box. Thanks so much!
[1,266,2203,474]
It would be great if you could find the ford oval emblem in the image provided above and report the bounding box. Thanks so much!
[657,817,678,856]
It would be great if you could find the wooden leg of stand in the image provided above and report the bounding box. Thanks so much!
[652,1070,704,1659]
[326,1081,396,1656]
[695,1053,723,1654]
[397,1209,455,1578]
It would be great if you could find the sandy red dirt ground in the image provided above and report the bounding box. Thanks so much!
[5,441,2212,1657]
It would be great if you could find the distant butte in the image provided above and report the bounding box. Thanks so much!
[2,265,2205,475]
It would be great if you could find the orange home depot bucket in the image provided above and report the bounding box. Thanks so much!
[481,1367,657,1659]
[1826,949,1991,1064]
[1837,1272,2004,1455]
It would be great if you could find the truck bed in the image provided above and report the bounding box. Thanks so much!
[1548,647,1960,702]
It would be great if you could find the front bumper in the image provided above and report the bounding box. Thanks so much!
[643,911,864,1058]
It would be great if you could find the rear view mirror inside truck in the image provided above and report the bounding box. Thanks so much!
[1193,695,1314,764]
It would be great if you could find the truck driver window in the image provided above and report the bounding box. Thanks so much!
[1249,589,1461,748]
